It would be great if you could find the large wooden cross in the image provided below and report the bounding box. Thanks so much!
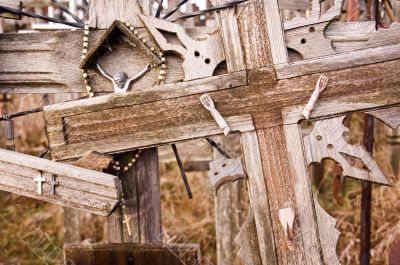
[1,0,400,264]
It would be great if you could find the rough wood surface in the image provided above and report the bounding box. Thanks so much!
[235,209,263,265]
[279,0,308,10]
[276,42,400,79]
[46,105,254,161]
[303,116,390,185]
[262,0,288,64]
[88,0,150,29]
[258,126,307,264]
[284,124,324,265]
[241,131,277,265]
[73,151,114,171]
[209,157,245,194]
[211,134,244,265]
[284,0,343,30]
[64,151,113,243]
[0,148,120,216]
[237,0,275,70]
[314,199,340,265]
[108,148,162,243]
[64,243,201,265]
[140,15,225,81]
[0,28,227,93]
[366,106,400,129]
[210,0,245,72]
[45,55,400,161]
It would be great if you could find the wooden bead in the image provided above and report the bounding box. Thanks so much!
[81,55,86,60]
[83,37,88,42]
[124,167,128,171]
[158,75,165,80]
[130,27,134,31]
[128,163,132,167]
[161,64,167,69]
[160,70,166,75]
[83,73,88,78]
[82,49,88,54]
[83,42,88,47]
[135,154,139,158]
[133,31,138,35]
[161,57,166,62]
[115,161,120,165]
[89,92,95,97]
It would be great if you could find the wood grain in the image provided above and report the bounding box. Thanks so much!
[88,0,150,29]
[241,131,277,265]
[64,243,201,265]
[314,199,340,265]
[262,0,288,64]
[211,0,245,72]
[139,15,225,81]
[111,148,162,243]
[302,116,390,185]
[0,28,227,93]
[284,124,323,265]
[257,126,307,264]
[45,56,400,161]
[0,148,120,216]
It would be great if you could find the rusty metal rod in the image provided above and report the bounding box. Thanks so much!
[360,115,374,265]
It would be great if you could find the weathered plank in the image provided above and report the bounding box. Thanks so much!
[65,151,113,243]
[46,109,255,161]
[283,124,324,265]
[262,0,288,64]
[210,0,246,72]
[276,43,400,79]
[45,56,400,161]
[64,243,201,265]
[241,131,277,265]
[88,0,151,29]
[0,148,120,216]
[279,0,308,10]
[0,28,232,93]
[257,126,307,264]
[108,148,162,243]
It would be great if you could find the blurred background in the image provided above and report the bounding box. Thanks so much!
[0,0,399,264]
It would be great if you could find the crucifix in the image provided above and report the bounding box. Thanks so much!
[50,175,59,195]
[0,0,399,264]
[33,172,46,195]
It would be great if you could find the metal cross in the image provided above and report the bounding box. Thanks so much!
[33,172,46,195]
[123,214,132,236]
[50,175,59,195]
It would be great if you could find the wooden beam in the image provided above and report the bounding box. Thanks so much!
[45,54,400,161]
[0,28,232,93]
[0,148,120,216]
[89,0,151,29]
[262,0,288,64]
[107,148,162,243]
[241,131,277,265]
[64,243,201,265]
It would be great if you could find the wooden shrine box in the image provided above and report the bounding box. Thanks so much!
[64,243,201,265]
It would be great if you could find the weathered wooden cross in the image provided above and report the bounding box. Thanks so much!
[1,0,400,264]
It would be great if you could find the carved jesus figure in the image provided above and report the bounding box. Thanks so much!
[96,63,151,93]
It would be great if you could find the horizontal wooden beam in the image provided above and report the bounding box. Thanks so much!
[64,243,201,265]
[45,54,400,161]
[0,148,120,216]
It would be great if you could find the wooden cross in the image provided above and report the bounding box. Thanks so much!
[123,214,132,236]
[33,172,46,195]
[1,0,399,264]
[50,175,59,195]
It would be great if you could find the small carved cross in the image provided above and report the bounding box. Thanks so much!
[50,175,59,195]
[123,214,132,236]
[33,172,46,195]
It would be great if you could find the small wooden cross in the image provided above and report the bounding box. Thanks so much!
[50,175,59,195]
[123,214,132,236]
[33,172,46,195]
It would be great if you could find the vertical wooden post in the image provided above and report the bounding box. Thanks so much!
[107,148,162,243]
[213,136,243,265]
